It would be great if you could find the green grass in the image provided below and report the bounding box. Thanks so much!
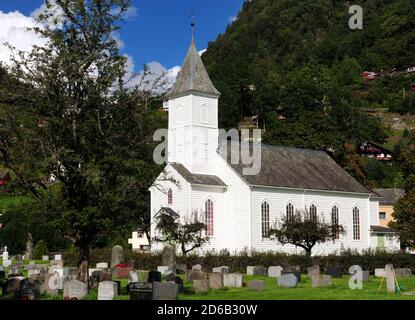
[2,274,415,300]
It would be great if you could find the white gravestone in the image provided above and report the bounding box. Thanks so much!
[268,266,283,278]
[96,262,108,269]
[54,254,62,261]
[246,266,255,276]
[223,273,243,288]
[375,268,386,278]
[385,264,396,293]
[98,281,118,300]
[63,280,87,300]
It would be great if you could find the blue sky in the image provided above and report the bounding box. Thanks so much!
[0,0,244,71]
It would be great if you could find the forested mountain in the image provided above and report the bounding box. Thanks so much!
[202,0,415,185]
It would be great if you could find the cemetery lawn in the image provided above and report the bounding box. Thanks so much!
[64,275,415,301]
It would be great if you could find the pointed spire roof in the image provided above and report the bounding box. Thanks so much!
[166,39,220,99]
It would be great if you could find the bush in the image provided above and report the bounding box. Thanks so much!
[33,240,49,259]
[60,248,415,273]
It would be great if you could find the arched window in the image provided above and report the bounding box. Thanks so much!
[353,207,360,240]
[286,203,294,221]
[309,204,317,222]
[261,202,270,239]
[331,206,339,239]
[167,189,173,205]
[205,199,214,236]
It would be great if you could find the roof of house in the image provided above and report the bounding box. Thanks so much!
[170,163,227,187]
[219,142,374,195]
[166,39,220,99]
[155,207,180,219]
[373,188,405,205]
[370,225,398,233]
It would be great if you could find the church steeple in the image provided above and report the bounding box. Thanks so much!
[166,25,220,99]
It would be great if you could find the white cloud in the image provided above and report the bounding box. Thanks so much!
[0,10,47,65]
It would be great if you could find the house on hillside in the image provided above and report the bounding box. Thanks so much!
[358,141,394,162]
[149,37,400,255]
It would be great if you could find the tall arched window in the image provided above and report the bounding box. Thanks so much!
[202,103,209,124]
[286,203,294,221]
[331,206,339,239]
[309,204,317,222]
[205,199,214,236]
[167,189,173,205]
[261,202,270,239]
[353,207,360,240]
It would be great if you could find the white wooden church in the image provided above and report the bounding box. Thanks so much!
[149,37,400,255]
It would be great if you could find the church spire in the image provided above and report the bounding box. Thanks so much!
[166,22,220,99]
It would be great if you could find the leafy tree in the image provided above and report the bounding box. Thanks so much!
[391,133,415,248]
[269,209,345,257]
[33,240,49,259]
[0,0,165,268]
[155,212,209,256]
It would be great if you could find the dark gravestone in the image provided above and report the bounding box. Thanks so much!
[282,271,301,282]
[326,266,342,278]
[153,282,178,300]
[2,277,24,296]
[114,280,122,295]
[148,271,162,283]
[129,283,153,300]
[17,279,41,300]
[253,266,268,276]
[166,272,176,282]
[0,271,5,281]
[174,276,184,293]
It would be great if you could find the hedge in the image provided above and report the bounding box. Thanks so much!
[62,248,415,274]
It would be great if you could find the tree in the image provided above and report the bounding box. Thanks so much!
[155,212,209,256]
[33,240,49,259]
[0,0,166,269]
[391,132,415,248]
[269,209,345,256]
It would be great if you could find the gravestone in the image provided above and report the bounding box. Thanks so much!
[54,254,62,261]
[326,266,342,278]
[209,272,223,289]
[349,266,370,282]
[212,266,229,275]
[311,275,332,288]
[395,268,412,278]
[25,233,33,261]
[361,270,370,282]
[186,270,207,282]
[2,277,25,296]
[161,244,176,268]
[148,271,162,283]
[89,271,102,289]
[111,245,124,268]
[28,269,41,279]
[278,273,298,288]
[63,280,87,300]
[282,271,301,282]
[129,283,153,300]
[223,273,243,288]
[98,281,118,300]
[157,266,173,276]
[42,255,49,261]
[192,264,203,271]
[129,270,139,283]
[193,280,209,293]
[41,273,59,295]
[96,262,109,269]
[166,272,176,282]
[307,265,320,277]
[17,278,41,300]
[153,282,178,300]
[375,268,385,278]
[268,266,283,278]
[174,276,184,293]
[247,280,265,292]
[246,266,255,275]
[112,266,132,279]
[253,266,268,276]
[385,264,395,293]
[0,271,5,281]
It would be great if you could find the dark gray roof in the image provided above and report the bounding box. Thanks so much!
[170,163,227,187]
[370,225,398,233]
[373,188,405,205]
[155,207,180,219]
[219,142,373,194]
[166,40,220,98]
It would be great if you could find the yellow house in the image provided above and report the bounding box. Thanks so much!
[374,188,405,227]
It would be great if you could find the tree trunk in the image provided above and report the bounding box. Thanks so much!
[78,243,90,290]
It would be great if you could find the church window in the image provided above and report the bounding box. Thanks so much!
[261,201,270,239]
[286,203,294,221]
[167,189,173,205]
[309,204,317,222]
[353,207,360,240]
[331,206,340,239]
[205,199,214,236]
[202,103,209,124]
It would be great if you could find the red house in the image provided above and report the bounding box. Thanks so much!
[358,141,394,161]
